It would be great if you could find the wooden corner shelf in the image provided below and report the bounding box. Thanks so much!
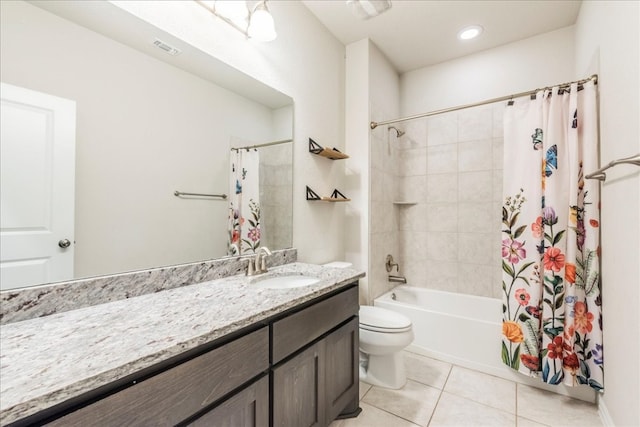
[306,186,351,202]
[308,138,349,160]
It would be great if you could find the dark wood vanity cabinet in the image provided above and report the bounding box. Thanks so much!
[273,318,359,427]
[272,286,359,427]
[186,375,269,427]
[31,284,359,427]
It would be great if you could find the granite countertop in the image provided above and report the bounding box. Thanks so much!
[0,262,364,425]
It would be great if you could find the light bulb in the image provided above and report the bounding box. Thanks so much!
[457,25,483,40]
[248,3,277,42]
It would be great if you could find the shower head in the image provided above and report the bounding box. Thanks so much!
[388,126,405,137]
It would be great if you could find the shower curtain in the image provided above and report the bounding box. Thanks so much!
[501,81,603,391]
[228,148,261,256]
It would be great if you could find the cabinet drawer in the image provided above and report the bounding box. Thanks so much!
[47,327,269,426]
[272,286,358,364]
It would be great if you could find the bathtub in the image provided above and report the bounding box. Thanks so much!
[375,286,503,376]
[375,286,596,402]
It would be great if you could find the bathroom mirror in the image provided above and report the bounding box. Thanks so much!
[0,1,293,290]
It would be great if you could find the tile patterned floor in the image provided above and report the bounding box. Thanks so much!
[331,351,603,427]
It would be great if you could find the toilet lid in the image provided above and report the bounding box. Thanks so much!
[359,306,412,332]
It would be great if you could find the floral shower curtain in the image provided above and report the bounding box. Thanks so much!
[228,148,261,256]
[501,81,603,391]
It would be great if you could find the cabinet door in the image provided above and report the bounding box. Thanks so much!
[273,343,326,427]
[187,375,269,427]
[324,318,359,423]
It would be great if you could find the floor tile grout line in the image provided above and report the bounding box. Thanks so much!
[425,364,453,426]
[436,389,518,421]
[360,400,423,427]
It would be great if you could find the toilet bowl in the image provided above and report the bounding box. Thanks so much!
[321,262,413,389]
[358,305,414,389]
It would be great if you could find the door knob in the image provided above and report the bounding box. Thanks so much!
[58,239,71,248]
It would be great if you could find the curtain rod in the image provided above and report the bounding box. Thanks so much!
[370,74,598,130]
[231,138,293,151]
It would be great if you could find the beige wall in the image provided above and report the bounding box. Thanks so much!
[574,2,640,426]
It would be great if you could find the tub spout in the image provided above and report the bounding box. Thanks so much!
[388,275,407,284]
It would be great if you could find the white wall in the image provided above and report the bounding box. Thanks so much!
[111,1,347,265]
[345,39,371,304]
[401,26,575,115]
[1,1,278,278]
[574,2,640,426]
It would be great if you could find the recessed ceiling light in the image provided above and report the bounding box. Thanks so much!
[457,25,483,40]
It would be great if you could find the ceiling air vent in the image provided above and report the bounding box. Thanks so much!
[153,39,181,56]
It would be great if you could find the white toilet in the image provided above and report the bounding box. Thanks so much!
[323,262,414,389]
[359,305,414,389]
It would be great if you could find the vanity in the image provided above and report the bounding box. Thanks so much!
[0,260,364,426]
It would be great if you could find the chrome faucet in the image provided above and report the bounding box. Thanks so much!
[385,255,406,283]
[388,275,407,284]
[247,246,272,276]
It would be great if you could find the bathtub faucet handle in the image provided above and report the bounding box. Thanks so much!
[385,254,399,273]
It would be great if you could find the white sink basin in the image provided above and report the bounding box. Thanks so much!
[252,274,321,289]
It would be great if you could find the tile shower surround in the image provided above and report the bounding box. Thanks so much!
[0,248,296,325]
[391,102,505,299]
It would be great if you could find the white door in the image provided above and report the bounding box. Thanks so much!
[0,82,76,290]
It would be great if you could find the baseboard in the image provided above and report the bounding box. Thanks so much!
[598,396,614,427]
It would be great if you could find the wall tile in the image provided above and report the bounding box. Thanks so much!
[391,110,507,299]
[426,203,458,232]
[492,102,505,139]
[458,106,492,142]
[458,139,492,172]
[371,201,396,234]
[397,175,427,203]
[492,137,504,170]
[458,233,493,265]
[427,144,457,174]
[458,171,492,203]
[399,230,428,284]
[492,169,504,202]
[370,167,385,203]
[426,232,458,262]
[425,260,459,292]
[399,119,428,149]
[398,147,427,176]
[397,203,428,232]
[426,173,458,203]
[458,263,496,297]
[458,202,493,232]
[427,114,458,146]
[370,133,385,171]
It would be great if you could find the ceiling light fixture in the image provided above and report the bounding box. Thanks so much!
[247,1,277,42]
[197,0,277,42]
[457,25,483,40]
[346,0,392,20]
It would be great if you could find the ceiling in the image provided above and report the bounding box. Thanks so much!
[302,0,582,73]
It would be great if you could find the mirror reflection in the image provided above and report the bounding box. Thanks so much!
[0,1,293,290]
